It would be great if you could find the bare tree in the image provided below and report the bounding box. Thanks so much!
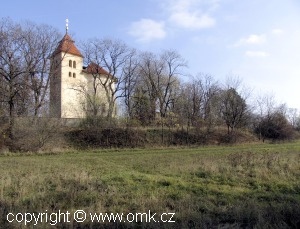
[137,50,186,123]
[174,82,195,129]
[21,22,61,116]
[0,19,26,141]
[254,93,277,140]
[136,50,186,143]
[0,18,61,150]
[122,50,139,120]
[136,52,158,122]
[220,87,248,134]
[159,50,185,118]
[194,74,220,132]
[173,74,219,130]
[218,76,251,135]
[131,86,153,125]
[81,38,135,120]
[286,108,298,128]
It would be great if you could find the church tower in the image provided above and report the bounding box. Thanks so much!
[50,20,117,119]
[50,20,86,118]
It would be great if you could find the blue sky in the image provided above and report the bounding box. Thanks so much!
[1,0,300,110]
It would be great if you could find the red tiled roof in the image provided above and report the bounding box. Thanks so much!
[83,62,110,75]
[52,33,83,57]
[83,63,117,82]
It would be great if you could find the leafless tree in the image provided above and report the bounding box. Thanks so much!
[174,82,195,128]
[194,74,220,132]
[81,38,136,120]
[135,52,157,122]
[220,87,248,134]
[286,108,298,128]
[219,77,250,135]
[137,50,186,122]
[130,85,153,125]
[219,76,254,135]
[21,22,61,116]
[0,18,61,150]
[254,93,277,140]
[136,50,186,143]
[173,74,219,131]
[159,50,185,118]
[0,19,26,140]
[122,50,139,120]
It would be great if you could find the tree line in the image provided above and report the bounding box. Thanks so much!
[0,18,298,151]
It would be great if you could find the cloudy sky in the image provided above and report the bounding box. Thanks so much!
[1,0,300,109]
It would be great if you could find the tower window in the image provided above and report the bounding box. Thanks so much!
[73,73,76,78]
[73,61,76,68]
[69,72,71,77]
[69,60,72,67]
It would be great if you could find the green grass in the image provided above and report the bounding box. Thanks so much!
[0,142,300,228]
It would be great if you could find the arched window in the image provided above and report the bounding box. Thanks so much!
[73,61,76,68]
[69,72,71,77]
[69,60,72,67]
[73,73,76,78]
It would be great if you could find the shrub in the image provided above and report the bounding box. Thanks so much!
[79,116,117,129]
[8,117,62,152]
[67,128,146,148]
[255,112,295,141]
[173,129,199,145]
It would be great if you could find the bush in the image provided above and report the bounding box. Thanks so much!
[8,117,62,152]
[218,133,237,144]
[255,112,295,141]
[79,116,117,129]
[172,129,205,145]
[67,128,146,148]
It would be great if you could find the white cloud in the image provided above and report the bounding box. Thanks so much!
[245,51,269,57]
[245,34,266,44]
[128,19,166,43]
[272,29,284,35]
[234,34,266,47]
[167,0,216,29]
[170,12,215,29]
[127,0,218,42]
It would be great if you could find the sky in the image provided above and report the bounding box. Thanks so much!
[1,0,300,110]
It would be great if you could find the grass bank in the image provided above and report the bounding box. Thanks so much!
[0,142,300,228]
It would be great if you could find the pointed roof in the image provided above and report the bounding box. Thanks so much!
[52,33,83,57]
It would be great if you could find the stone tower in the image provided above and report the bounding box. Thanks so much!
[50,21,116,119]
[50,32,87,118]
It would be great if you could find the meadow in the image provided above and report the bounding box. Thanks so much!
[0,142,299,228]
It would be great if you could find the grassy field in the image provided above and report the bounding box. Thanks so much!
[0,142,299,228]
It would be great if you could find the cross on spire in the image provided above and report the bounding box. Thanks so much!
[65,18,69,34]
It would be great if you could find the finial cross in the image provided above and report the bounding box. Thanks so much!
[66,18,69,33]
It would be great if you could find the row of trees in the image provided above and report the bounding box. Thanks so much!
[0,18,299,151]
[78,36,298,142]
[79,38,252,135]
